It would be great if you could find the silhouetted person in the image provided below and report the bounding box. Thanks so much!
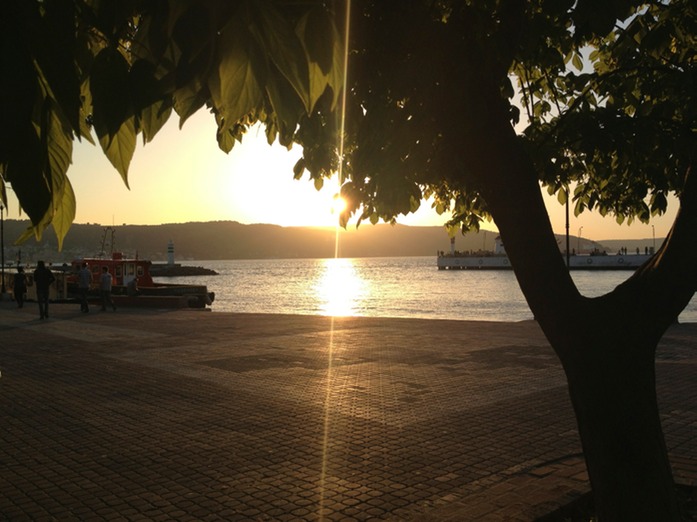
[127,277,139,297]
[78,262,92,313]
[100,266,116,311]
[13,266,27,308]
[33,261,55,319]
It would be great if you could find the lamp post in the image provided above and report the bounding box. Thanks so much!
[577,226,583,254]
[652,225,656,252]
[565,195,570,267]
[0,202,5,295]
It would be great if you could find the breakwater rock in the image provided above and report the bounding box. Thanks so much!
[150,264,218,277]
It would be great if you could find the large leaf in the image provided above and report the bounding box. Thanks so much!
[296,6,344,111]
[167,4,216,128]
[129,59,163,113]
[32,0,82,135]
[15,222,45,245]
[43,100,75,247]
[211,20,264,135]
[16,172,77,248]
[171,4,214,88]
[78,79,96,144]
[130,58,173,142]
[43,101,73,189]
[90,47,131,138]
[129,0,170,64]
[140,97,173,143]
[297,6,334,74]
[50,177,76,250]
[98,116,137,186]
[265,65,305,147]
[173,81,209,127]
[13,91,78,246]
[216,127,236,154]
[247,0,311,113]
[5,124,50,226]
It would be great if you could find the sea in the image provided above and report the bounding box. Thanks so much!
[155,256,697,323]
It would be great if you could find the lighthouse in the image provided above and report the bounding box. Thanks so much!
[167,240,175,266]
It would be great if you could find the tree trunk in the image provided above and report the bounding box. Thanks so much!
[560,321,680,519]
[453,65,690,519]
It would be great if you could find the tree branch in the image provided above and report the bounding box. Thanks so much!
[455,55,582,347]
[621,165,697,332]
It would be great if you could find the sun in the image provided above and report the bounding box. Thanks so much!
[331,194,347,215]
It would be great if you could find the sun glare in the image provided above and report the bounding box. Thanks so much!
[331,195,347,216]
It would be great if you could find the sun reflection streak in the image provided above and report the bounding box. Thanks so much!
[316,258,366,317]
[320,2,352,518]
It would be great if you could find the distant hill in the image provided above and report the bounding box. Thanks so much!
[0,219,662,264]
[2,220,458,263]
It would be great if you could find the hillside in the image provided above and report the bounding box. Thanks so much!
[0,219,660,264]
[2,220,459,263]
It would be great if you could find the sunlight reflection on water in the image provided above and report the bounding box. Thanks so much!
[315,258,368,317]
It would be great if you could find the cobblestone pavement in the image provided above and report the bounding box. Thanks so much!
[0,302,695,521]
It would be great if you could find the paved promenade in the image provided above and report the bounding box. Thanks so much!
[1,301,696,521]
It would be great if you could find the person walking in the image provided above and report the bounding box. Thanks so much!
[12,266,27,308]
[100,266,116,311]
[33,261,55,320]
[78,262,92,313]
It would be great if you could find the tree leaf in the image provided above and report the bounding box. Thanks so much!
[15,223,44,244]
[90,47,131,138]
[33,0,80,136]
[78,79,96,145]
[33,0,82,135]
[293,157,305,179]
[216,124,236,153]
[98,116,136,186]
[4,125,50,226]
[212,21,264,134]
[129,60,163,114]
[140,97,173,144]
[247,0,311,112]
[50,177,76,250]
[265,65,304,145]
[45,101,73,189]
[173,82,209,127]
[650,192,667,215]
[296,6,344,111]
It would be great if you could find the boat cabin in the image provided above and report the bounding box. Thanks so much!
[69,253,154,287]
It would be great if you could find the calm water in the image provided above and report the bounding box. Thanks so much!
[156,257,697,323]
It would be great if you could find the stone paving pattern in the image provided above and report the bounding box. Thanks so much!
[0,302,695,521]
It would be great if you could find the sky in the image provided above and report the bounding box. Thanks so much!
[3,109,678,242]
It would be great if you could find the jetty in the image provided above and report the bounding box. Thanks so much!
[438,235,653,270]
